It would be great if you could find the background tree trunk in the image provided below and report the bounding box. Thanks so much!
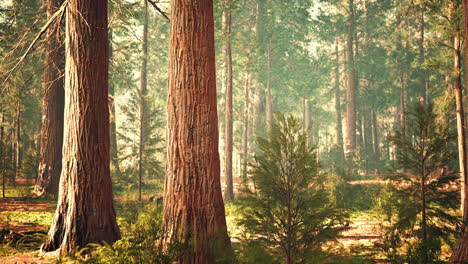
[109,27,119,174]
[41,0,120,255]
[34,0,65,197]
[266,43,273,134]
[371,109,380,173]
[14,99,21,183]
[345,0,356,160]
[160,0,233,262]
[449,0,468,261]
[304,98,310,145]
[419,5,427,102]
[242,74,250,183]
[138,0,149,202]
[1,111,4,198]
[224,2,234,201]
[334,38,344,166]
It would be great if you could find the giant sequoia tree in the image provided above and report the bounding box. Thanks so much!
[160,0,233,262]
[41,0,120,255]
[33,0,65,197]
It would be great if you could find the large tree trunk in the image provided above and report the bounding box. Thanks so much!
[223,3,234,201]
[334,38,344,165]
[34,0,65,197]
[160,0,233,262]
[41,0,120,255]
[138,0,149,202]
[345,0,356,160]
[449,0,468,261]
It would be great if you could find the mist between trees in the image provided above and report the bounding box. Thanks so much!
[2,0,468,263]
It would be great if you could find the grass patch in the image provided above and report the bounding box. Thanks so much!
[0,185,34,198]
[0,211,54,227]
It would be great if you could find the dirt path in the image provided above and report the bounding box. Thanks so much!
[0,199,55,233]
[0,252,50,264]
[0,199,55,212]
[338,219,382,247]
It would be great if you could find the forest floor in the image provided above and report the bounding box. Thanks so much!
[0,199,388,263]
[0,178,425,263]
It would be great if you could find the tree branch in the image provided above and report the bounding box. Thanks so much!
[146,0,170,21]
[1,0,70,94]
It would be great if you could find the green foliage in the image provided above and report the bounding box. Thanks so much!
[236,241,279,264]
[0,0,43,190]
[376,103,459,263]
[237,113,348,263]
[59,202,176,264]
[117,88,165,190]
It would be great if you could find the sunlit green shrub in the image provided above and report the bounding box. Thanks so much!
[237,113,348,264]
[63,201,176,264]
[376,103,459,263]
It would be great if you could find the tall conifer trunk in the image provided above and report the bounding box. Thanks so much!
[449,0,468,261]
[34,0,65,197]
[242,74,250,183]
[138,0,149,201]
[266,43,273,134]
[41,0,120,255]
[0,111,4,198]
[419,5,427,102]
[334,39,344,165]
[109,28,119,174]
[223,2,234,201]
[160,0,233,262]
[345,0,356,160]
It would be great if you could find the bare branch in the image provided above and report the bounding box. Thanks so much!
[146,0,170,21]
[1,0,69,94]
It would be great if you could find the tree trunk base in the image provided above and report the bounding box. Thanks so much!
[450,228,468,263]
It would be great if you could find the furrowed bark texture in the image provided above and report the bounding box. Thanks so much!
[451,227,468,263]
[161,0,233,262]
[34,0,65,197]
[41,0,120,255]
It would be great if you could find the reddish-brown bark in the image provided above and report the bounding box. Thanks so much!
[161,0,233,262]
[41,0,120,255]
[34,0,65,197]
